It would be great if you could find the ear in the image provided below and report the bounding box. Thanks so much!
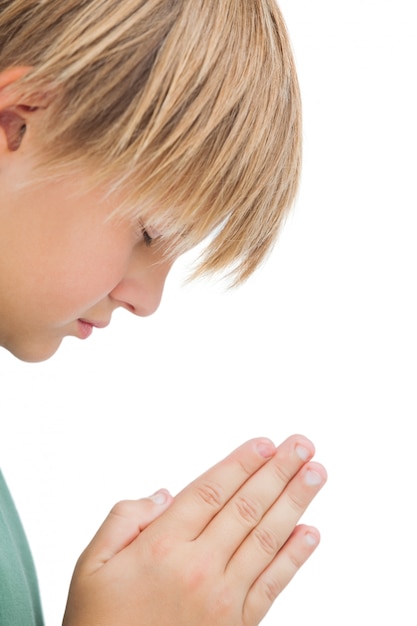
[0,66,41,152]
[0,108,28,151]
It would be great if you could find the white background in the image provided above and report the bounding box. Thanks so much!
[1,1,416,624]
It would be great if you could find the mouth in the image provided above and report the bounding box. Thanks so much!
[77,318,109,339]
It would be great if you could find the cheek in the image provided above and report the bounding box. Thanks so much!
[38,239,132,316]
[64,256,128,308]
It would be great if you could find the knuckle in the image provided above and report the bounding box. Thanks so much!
[213,586,235,617]
[182,554,212,592]
[288,549,304,571]
[253,525,280,556]
[109,499,135,519]
[271,459,294,485]
[236,455,257,478]
[286,489,306,514]
[288,554,304,571]
[174,545,219,593]
[194,480,224,508]
[234,495,262,525]
[262,575,284,602]
[149,532,176,561]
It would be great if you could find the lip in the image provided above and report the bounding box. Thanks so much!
[77,318,109,339]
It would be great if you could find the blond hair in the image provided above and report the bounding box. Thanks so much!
[0,0,301,285]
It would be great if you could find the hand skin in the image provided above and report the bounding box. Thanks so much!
[63,435,326,625]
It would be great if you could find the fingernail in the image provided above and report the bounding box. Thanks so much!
[256,440,276,458]
[149,490,169,505]
[305,532,318,547]
[295,445,310,461]
[305,469,323,486]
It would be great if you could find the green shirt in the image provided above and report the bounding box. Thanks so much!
[0,470,44,625]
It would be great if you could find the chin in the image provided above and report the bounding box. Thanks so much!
[3,337,63,363]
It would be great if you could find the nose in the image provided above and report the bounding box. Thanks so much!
[109,255,173,317]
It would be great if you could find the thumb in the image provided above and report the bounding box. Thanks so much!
[77,490,172,574]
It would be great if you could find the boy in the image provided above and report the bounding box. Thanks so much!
[0,1,327,624]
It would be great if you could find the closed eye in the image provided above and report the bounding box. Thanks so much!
[142,227,153,247]
[138,218,163,247]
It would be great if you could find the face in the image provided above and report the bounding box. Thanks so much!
[0,152,174,362]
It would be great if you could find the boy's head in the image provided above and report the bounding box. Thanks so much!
[0,0,301,361]
[1,0,301,280]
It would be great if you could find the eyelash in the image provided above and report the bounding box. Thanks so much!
[142,228,153,247]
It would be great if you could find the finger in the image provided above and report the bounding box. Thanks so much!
[78,490,173,574]
[228,461,327,586]
[243,525,321,625]
[154,438,277,540]
[199,435,315,557]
